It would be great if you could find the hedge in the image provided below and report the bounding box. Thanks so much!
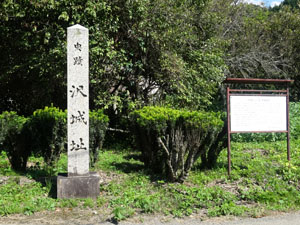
[25,106,67,166]
[0,111,28,171]
[0,106,109,171]
[90,109,109,166]
[130,106,226,182]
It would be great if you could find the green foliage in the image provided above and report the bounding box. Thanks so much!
[94,148,143,173]
[210,0,300,101]
[130,106,225,182]
[26,106,109,168]
[0,106,108,171]
[207,202,246,217]
[0,1,68,115]
[27,106,67,165]
[0,151,14,175]
[131,106,223,131]
[89,109,109,167]
[0,0,226,118]
[0,111,28,171]
[82,198,95,208]
[106,175,164,220]
[0,139,300,219]
[231,147,300,211]
[1,0,300,119]
[0,180,56,216]
[163,39,227,110]
[231,133,286,143]
[99,150,249,220]
[112,206,135,221]
[272,0,300,10]
[59,199,79,208]
[289,102,300,139]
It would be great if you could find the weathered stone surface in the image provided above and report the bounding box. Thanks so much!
[58,24,98,199]
[67,24,89,176]
[57,172,100,199]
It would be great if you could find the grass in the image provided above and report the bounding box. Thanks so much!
[0,139,300,221]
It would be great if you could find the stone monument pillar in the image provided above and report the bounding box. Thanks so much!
[57,24,100,199]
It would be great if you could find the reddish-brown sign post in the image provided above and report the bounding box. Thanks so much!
[225,78,293,176]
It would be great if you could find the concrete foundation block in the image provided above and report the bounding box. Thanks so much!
[57,172,100,199]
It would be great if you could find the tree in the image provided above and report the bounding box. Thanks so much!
[272,0,300,10]
[0,0,124,115]
[0,0,227,117]
[207,0,300,101]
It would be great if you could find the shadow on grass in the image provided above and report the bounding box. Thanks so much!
[191,159,228,172]
[123,153,143,161]
[25,168,58,198]
[2,167,58,199]
[111,160,167,182]
[111,161,144,174]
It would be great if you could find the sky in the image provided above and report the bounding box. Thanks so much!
[243,0,284,7]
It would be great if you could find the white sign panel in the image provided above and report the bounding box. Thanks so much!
[230,95,287,132]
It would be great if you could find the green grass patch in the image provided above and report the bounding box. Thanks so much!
[0,180,56,215]
[95,148,144,174]
[0,139,300,221]
[0,151,17,176]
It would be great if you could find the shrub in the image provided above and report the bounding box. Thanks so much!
[89,109,109,167]
[290,102,300,139]
[26,106,67,166]
[130,106,225,182]
[27,106,109,167]
[0,111,28,171]
[1,107,109,171]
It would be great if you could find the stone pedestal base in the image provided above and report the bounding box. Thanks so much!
[57,172,100,199]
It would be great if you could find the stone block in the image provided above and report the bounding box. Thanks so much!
[57,172,100,199]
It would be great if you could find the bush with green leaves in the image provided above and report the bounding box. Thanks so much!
[290,102,300,139]
[0,111,28,171]
[89,109,109,167]
[130,106,225,182]
[1,106,109,171]
[26,106,67,166]
[27,106,109,167]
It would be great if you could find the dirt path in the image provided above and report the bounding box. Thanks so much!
[1,210,300,225]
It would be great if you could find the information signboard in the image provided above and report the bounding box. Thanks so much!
[230,95,287,132]
[224,77,293,176]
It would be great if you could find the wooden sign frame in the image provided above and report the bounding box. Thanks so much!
[225,78,294,176]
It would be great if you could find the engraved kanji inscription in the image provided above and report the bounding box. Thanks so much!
[70,138,87,151]
[73,56,83,66]
[69,85,87,98]
[74,42,82,51]
[70,111,87,125]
